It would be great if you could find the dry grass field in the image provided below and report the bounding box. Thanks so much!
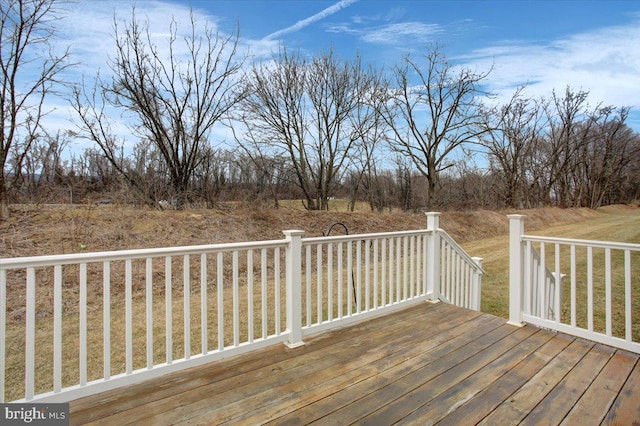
[1,200,639,401]
[1,200,626,258]
[461,204,640,320]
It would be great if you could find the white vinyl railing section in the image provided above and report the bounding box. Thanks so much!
[438,230,484,311]
[528,245,563,321]
[508,214,640,354]
[0,212,482,403]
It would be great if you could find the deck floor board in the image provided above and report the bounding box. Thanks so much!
[69,302,640,425]
[435,332,575,426]
[522,343,614,425]
[561,349,638,425]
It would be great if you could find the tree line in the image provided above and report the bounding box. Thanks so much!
[2,0,639,219]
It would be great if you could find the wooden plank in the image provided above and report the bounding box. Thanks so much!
[521,343,614,424]
[308,323,525,426]
[561,349,639,425]
[67,302,640,426]
[353,325,538,425]
[435,332,574,426]
[399,328,557,425]
[72,302,446,413]
[602,353,640,425]
[266,316,508,425]
[477,338,594,426]
[182,314,505,425]
[199,316,508,425]
[71,303,466,424]
[138,307,493,425]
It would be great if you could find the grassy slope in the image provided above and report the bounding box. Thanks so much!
[461,204,640,318]
[0,201,624,257]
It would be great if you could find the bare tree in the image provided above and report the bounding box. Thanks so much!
[576,106,638,208]
[363,164,393,212]
[0,0,71,219]
[192,145,229,208]
[17,130,69,202]
[72,8,245,208]
[238,49,386,210]
[478,86,640,209]
[442,150,497,210]
[344,73,389,212]
[479,88,547,208]
[381,46,491,209]
[345,136,380,212]
[543,87,593,207]
[617,135,640,203]
[393,156,416,211]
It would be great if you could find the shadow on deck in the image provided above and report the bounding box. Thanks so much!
[70,302,640,425]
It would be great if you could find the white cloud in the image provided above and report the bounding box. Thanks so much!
[360,22,441,45]
[459,19,640,111]
[326,20,441,46]
[61,1,207,74]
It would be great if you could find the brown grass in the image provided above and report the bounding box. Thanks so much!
[2,201,623,257]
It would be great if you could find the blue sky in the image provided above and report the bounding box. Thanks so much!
[47,0,640,145]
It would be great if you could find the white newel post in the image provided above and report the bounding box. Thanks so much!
[471,257,483,311]
[426,212,441,303]
[507,215,525,326]
[283,230,305,348]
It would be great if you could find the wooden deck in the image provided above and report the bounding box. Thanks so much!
[69,302,640,425]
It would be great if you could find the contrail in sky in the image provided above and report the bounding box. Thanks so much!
[263,0,358,40]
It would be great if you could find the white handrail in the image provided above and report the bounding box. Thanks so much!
[0,239,287,269]
[299,230,433,335]
[437,228,484,311]
[438,229,485,274]
[1,238,291,403]
[522,235,640,251]
[526,242,562,321]
[302,228,430,244]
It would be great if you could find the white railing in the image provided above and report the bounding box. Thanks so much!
[508,214,640,354]
[0,212,482,403]
[0,239,291,404]
[528,244,563,321]
[438,229,484,311]
[300,229,430,336]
